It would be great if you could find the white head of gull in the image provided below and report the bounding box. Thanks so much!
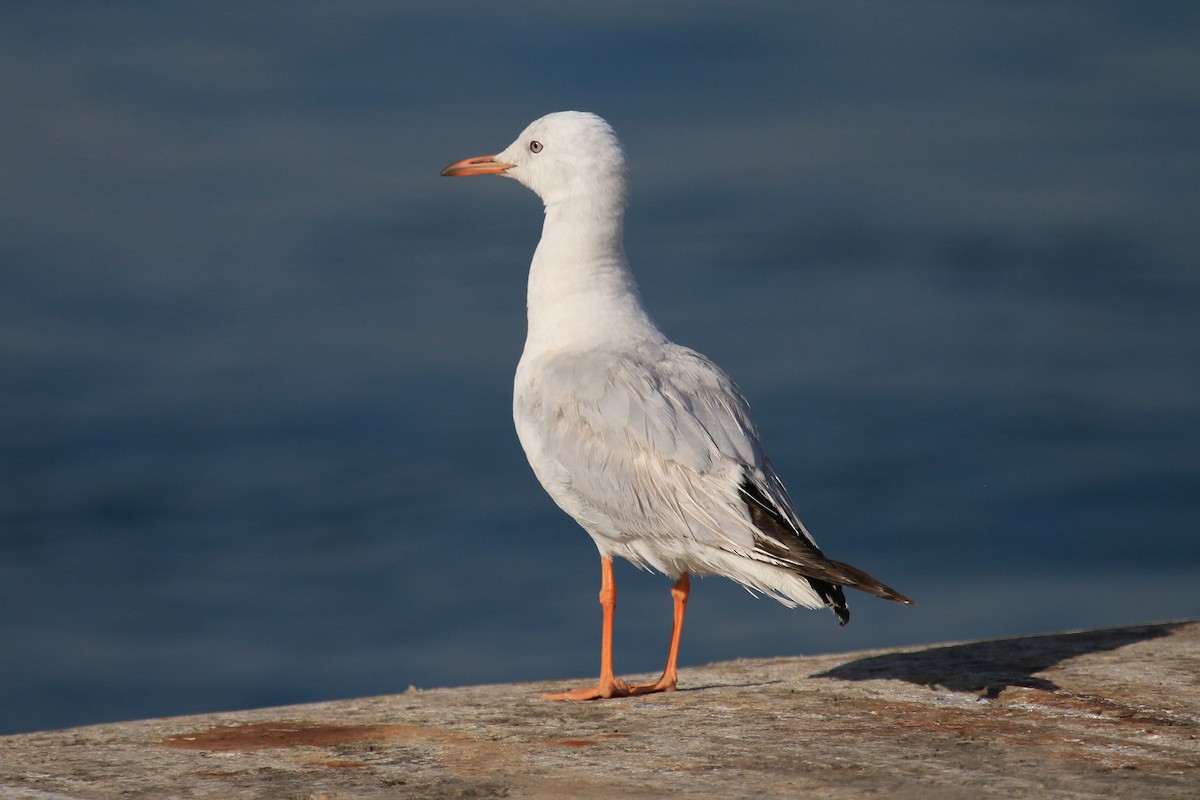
[443,111,912,700]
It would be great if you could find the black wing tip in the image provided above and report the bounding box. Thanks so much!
[831,584,914,627]
[816,568,913,628]
[824,558,914,606]
[811,578,850,626]
[870,584,916,606]
[737,477,916,612]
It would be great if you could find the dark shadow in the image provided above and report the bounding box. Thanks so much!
[812,621,1188,698]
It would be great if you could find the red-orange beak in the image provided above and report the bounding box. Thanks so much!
[440,154,516,177]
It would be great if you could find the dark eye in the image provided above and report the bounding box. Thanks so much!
[529,140,543,153]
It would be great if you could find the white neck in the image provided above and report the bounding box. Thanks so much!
[523,196,663,354]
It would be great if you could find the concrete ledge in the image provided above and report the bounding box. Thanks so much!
[2,621,1197,799]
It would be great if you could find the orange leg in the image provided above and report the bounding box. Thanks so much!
[630,572,689,694]
[543,556,632,700]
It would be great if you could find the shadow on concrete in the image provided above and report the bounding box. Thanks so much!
[812,621,1189,697]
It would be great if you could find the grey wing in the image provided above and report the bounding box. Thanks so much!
[517,343,822,562]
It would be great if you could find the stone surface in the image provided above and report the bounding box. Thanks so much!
[1,621,1197,799]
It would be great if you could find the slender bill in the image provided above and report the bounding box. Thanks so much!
[441,155,515,177]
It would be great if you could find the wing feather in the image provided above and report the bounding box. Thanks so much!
[514,340,913,612]
[516,343,801,558]
[513,341,912,611]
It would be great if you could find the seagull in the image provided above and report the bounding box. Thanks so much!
[441,111,912,700]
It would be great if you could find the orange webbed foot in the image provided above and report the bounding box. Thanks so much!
[627,674,677,695]
[543,676,631,701]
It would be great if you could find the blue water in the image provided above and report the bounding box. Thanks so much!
[2,2,1197,735]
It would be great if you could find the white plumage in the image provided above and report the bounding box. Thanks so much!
[443,111,910,699]
[516,342,824,608]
